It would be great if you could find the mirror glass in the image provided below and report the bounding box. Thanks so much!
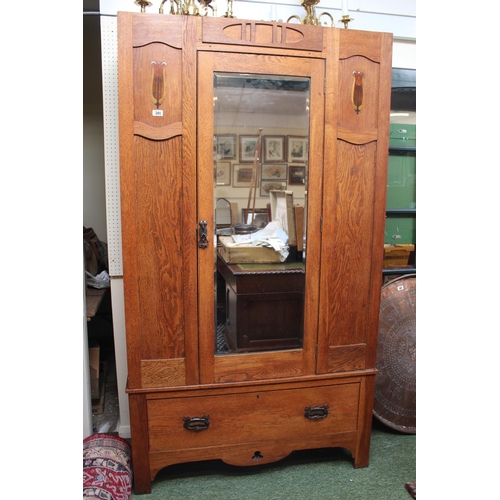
[213,73,310,355]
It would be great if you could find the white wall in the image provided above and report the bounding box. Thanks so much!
[392,39,416,70]
[83,0,416,439]
[101,0,416,40]
[83,14,108,243]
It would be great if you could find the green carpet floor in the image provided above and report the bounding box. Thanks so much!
[131,418,416,499]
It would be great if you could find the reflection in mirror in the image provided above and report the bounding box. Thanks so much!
[213,73,310,355]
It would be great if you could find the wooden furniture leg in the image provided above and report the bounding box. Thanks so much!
[129,393,152,495]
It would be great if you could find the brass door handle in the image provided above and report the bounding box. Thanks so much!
[198,220,208,249]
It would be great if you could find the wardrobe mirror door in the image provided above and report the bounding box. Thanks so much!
[213,72,310,355]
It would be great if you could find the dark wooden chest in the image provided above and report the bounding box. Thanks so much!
[217,255,305,352]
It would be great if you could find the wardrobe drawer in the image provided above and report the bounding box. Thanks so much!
[148,382,360,452]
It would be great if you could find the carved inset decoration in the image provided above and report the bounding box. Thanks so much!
[202,18,324,52]
[223,22,304,46]
[351,71,364,114]
[151,61,167,109]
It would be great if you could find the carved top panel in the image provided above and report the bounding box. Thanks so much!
[131,13,184,48]
[338,29,384,62]
[202,17,324,52]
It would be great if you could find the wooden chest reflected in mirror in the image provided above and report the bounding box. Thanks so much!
[216,256,304,353]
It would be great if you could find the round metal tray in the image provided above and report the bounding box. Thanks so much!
[373,274,416,434]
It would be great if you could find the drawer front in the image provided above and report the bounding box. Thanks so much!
[148,383,360,452]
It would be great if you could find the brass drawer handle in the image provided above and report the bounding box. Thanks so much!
[304,404,329,419]
[183,415,210,431]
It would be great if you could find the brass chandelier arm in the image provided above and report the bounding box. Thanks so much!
[140,0,347,27]
[158,0,214,16]
[286,0,335,27]
[134,0,153,13]
[319,12,334,27]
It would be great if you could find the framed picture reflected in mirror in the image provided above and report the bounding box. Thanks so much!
[260,181,287,197]
[233,164,254,187]
[239,135,260,162]
[261,163,287,181]
[215,162,231,185]
[289,166,306,185]
[241,208,269,228]
[216,135,236,159]
[287,136,308,163]
[263,135,286,162]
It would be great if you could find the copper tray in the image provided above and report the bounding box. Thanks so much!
[373,274,416,434]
